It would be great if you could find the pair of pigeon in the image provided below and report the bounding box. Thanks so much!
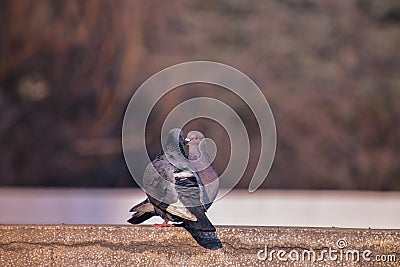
[128,129,219,234]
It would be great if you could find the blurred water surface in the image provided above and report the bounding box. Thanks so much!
[0,188,398,229]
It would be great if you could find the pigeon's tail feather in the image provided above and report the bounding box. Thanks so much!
[127,212,154,224]
[127,198,155,224]
[184,206,216,232]
[180,206,222,250]
[183,225,222,250]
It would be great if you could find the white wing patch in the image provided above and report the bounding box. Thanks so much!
[173,171,194,178]
[166,199,197,221]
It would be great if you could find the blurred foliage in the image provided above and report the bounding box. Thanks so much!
[0,0,400,189]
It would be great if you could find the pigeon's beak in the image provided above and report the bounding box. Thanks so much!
[184,138,191,144]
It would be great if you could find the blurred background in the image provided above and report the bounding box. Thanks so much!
[1,0,400,226]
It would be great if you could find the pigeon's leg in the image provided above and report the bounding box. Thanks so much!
[153,220,174,227]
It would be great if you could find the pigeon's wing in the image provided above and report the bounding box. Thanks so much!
[144,156,197,222]
[174,169,216,232]
[174,170,205,208]
[144,157,177,204]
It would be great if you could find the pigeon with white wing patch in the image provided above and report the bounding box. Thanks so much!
[128,129,219,236]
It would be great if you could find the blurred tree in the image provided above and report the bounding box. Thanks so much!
[0,0,399,190]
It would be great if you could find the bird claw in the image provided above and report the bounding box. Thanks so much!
[153,221,174,227]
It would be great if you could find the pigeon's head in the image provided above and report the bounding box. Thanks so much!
[165,128,185,149]
[164,128,187,160]
[185,131,205,146]
[185,130,215,171]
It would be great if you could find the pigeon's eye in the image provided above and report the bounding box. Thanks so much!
[194,136,198,140]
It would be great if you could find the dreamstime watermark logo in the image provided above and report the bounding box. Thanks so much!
[122,61,276,205]
[257,238,397,263]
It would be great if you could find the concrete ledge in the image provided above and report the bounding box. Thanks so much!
[0,225,399,266]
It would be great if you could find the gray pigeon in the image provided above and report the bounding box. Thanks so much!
[185,131,219,210]
[128,128,216,233]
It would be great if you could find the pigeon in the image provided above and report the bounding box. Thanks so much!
[128,129,219,236]
[185,131,219,210]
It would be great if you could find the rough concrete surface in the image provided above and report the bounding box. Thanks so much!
[0,225,399,266]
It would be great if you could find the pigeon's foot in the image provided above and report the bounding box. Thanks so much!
[153,220,174,227]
